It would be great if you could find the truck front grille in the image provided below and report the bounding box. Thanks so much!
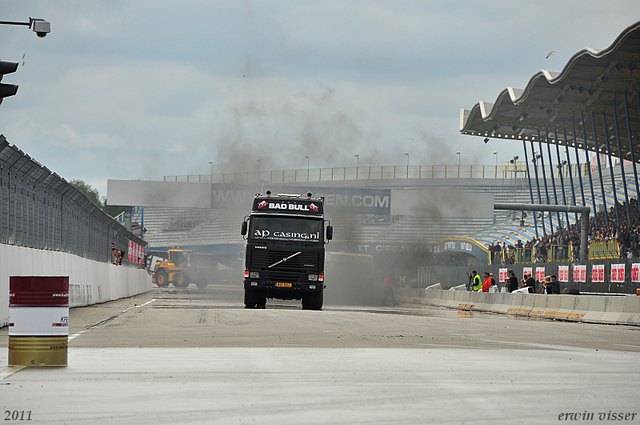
[251,250,319,271]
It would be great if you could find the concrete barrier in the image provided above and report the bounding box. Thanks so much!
[397,288,640,327]
[539,295,562,320]
[492,292,511,314]
[529,294,548,318]
[450,291,466,309]
[507,292,531,316]
[601,296,627,324]
[1,244,152,327]
[582,296,606,324]
[617,296,640,326]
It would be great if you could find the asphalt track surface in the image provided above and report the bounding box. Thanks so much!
[2,283,639,424]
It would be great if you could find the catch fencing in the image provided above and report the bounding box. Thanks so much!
[0,135,145,263]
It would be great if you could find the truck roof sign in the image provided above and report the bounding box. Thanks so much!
[252,196,323,215]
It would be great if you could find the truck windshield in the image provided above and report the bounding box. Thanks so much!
[249,216,323,243]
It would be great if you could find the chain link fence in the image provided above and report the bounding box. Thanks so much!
[0,135,145,264]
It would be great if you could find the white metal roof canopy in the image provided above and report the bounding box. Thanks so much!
[460,21,640,162]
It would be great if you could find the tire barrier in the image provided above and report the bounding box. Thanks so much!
[8,276,69,367]
[396,288,640,326]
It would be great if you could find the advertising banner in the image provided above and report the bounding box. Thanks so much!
[212,183,391,215]
[499,268,508,283]
[632,263,640,283]
[611,264,625,283]
[535,267,545,282]
[558,265,569,283]
[592,264,605,283]
[128,240,144,264]
[573,265,586,283]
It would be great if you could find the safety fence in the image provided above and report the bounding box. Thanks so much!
[396,288,640,326]
[589,240,622,260]
[491,245,573,265]
[0,135,145,263]
[164,161,590,185]
[491,242,624,265]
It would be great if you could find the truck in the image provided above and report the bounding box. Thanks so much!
[240,191,333,310]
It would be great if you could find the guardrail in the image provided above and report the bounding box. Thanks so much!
[164,162,590,184]
[491,245,574,265]
[589,240,621,259]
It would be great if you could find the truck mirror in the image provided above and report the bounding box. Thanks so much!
[326,225,333,241]
[241,221,248,236]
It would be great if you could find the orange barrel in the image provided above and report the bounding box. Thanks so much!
[8,276,69,367]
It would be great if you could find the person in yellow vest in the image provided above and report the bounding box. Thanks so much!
[471,270,482,291]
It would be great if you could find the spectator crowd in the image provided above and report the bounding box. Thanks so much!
[489,198,640,264]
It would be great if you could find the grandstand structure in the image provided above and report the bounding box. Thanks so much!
[126,21,640,293]
[139,161,633,249]
[461,20,640,242]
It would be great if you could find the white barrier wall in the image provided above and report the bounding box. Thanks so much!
[1,244,153,327]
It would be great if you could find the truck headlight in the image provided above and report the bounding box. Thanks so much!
[309,284,317,290]
[249,271,260,278]
[308,274,318,281]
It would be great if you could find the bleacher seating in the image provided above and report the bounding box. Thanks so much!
[134,164,639,252]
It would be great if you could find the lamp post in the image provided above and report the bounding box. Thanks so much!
[355,154,359,179]
[305,155,310,181]
[405,152,409,178]
[456,151,460,178]
[208,160,213,181]
[493,151,498,178]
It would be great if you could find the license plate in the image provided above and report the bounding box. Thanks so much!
[276,282,292,288]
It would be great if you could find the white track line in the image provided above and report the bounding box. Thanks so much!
[68,298,157,341]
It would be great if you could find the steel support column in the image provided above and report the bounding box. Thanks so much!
[602,112,621,226]
[522,139,539,238]
[563,128,579,223]
[571,117,586,208]
[624,91,640,205]
[591,111,608,226]
[545,127,561,229]
[612,101,632,225]
[537,133,553,232]
[580,111,598,230]
[530,138,546,234]
[554,128,570,226]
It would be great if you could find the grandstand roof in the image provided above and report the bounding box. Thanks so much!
[460,21,640,162]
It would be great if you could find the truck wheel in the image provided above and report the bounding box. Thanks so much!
[303,291,323,310]
[244,289,257,309]
[175,271,190,287]
[257,292,267,309]
[195,280,208,289]
[156,270,169,287]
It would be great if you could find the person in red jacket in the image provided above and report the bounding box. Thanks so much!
[382,269,398,306]
[482,272,492,292]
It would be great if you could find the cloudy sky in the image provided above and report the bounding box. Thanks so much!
[1,1,638,197]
